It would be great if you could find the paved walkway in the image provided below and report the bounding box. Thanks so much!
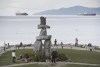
[0,62,100,67]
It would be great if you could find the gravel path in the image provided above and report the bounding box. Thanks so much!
[0,62,100,67]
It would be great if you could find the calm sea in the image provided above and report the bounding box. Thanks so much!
[0,15,100,46]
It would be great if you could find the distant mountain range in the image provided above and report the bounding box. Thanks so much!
[34,6,100,15]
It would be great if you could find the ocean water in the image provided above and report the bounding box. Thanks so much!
[0,15,100,46]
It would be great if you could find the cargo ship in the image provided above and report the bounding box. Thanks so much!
[79,13,96,16]
[16,12,28,16]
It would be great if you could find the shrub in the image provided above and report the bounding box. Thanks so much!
[28,52,35,60]
[33,51,46,62]
[57,53,68,61]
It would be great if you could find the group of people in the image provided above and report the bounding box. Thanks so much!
[11,49,58,63]
[12,50,30,63]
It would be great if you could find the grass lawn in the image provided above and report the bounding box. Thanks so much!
[0,49,34,66]
[57,49,100,64]
[0,49,100,66]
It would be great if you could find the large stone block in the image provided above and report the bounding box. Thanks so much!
[44,39,51,58]
[40,16,46,25]
[44,39,51,49]
[38,25,50,29]
[33,40,42,52]
[39,29,47,36]
[36,35,51,40]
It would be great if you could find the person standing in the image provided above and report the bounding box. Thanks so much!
[61,42,63,49]
[3,47,5,51]
[54,39,57,46]
[12,50,16,63]
[51,50,58,63]
[75,38,78,46]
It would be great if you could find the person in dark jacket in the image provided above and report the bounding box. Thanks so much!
[51,50,58,63]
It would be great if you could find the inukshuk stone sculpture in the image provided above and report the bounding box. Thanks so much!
[34,16,52,59]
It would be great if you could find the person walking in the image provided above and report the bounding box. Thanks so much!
[12,50,16,63]
[51,50,58,63]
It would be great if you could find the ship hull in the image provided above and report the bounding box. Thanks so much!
[79,13,96,16]
[16,13,28,16]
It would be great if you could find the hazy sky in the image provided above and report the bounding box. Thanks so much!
[0,0,100,16]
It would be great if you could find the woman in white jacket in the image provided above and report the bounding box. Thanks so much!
[12,50,16,63]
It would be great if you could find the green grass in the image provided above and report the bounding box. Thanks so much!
[63,64,100,67]
[0,49,100,66]
[57,49,100,64]
[0,51,14,66]
[0,49,34,66]
[14,64,48,67]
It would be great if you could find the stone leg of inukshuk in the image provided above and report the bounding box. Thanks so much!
[34,16,52,59]
[44,38,51,58]
[34,40,42,52]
